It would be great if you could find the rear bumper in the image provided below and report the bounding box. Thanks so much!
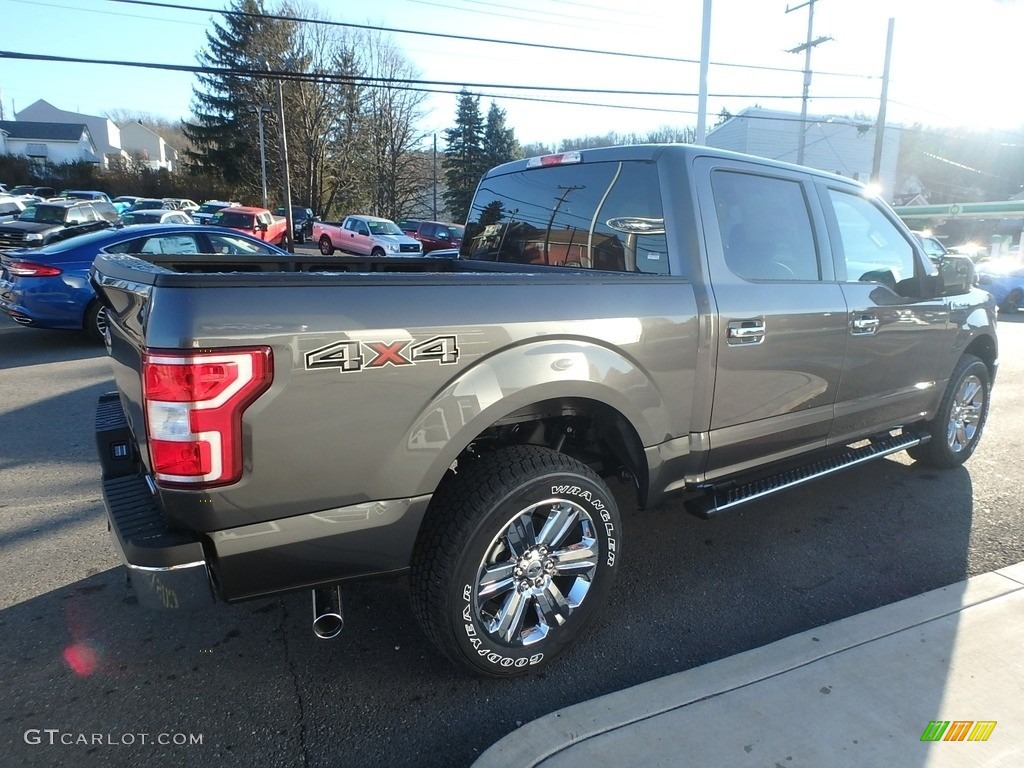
[95,393,215,610]
[95,392,432,606]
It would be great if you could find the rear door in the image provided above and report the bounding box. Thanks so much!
[694,157,848,480]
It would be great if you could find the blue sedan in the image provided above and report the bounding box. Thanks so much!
[0,224,288,341]
[977,257,1024,313]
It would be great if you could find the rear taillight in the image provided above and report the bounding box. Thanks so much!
[143,347,272,487]
[6,261,62,277]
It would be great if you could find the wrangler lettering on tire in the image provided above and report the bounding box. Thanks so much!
[410,445,621,677]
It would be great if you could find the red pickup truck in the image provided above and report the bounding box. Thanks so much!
[210,206,288,246]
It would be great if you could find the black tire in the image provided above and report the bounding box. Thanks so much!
[319,236,334,255]
[84,300,107,344]
[295,230,304,245]
[907,354,990,468]
[410,445,621,678]
[1000,289,1022,314]
[371,247,386,258]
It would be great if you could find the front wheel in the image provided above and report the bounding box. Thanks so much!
[1000,289,1022,314]
[410,445,621,677]
[318,236,334,255]
[907,354,990,468]
[371,247,386,258]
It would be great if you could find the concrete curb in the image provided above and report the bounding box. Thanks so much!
[474,562,1024,768]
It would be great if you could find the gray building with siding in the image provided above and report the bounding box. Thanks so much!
[705,108,900,200]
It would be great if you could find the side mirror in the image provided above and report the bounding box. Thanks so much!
[936,256,975,296]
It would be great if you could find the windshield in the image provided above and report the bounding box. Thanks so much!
[214,211,256,228]
[120,212,159,225]
[462,160,669,273]
[199,203,228,214]
[25,227,125,254]
[368,220,403,235]
[18,205,66,224]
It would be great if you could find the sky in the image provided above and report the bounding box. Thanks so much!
[1,0,1023,149]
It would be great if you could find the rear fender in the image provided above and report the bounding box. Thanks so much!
[395,339,668,495]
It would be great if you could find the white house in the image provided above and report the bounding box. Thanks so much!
[706,107,901,200]
[15,99,129,169]
[0,120,102,166]
[118,120,178,172]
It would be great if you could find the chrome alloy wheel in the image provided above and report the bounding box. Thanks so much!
[473,499,598,647]
[946,373,984,454]
[95,306,109,339]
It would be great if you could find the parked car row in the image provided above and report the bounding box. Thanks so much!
[0,224,288,341]
[0,188,469,341]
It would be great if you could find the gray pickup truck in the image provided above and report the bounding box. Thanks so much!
[91,145,997,678]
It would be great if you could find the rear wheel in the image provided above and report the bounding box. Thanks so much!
[907,354,990,468]
[410,445,621,677]
[84,300,107,344]
[319,236,334,255]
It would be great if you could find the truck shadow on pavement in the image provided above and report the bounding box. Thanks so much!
[1,456,975,768]
[0,322,104,371]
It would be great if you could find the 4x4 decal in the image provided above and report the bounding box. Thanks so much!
[305,335,460,373]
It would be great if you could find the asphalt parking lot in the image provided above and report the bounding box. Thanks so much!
[2,312,1023,768]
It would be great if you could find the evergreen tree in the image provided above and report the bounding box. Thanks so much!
[482,101,522,172]
[442,89,486,222]
[182,0,293,198]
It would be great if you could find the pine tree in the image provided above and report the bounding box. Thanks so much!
[442,89,486,222]
[182,0,294,197]
[482,101,521,171]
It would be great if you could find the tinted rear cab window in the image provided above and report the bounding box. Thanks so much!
[462,160,669,274]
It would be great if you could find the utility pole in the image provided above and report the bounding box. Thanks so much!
[275,75,294,254]
[432,133,438,220]
[249,103,272,210]
[786,0,832,166]
[871,18,895,188]
[695,0,712,145]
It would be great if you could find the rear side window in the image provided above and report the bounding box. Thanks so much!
[711,170,819,281]
[462,160,669,274]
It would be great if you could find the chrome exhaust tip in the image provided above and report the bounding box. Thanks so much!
[311,585,344,639]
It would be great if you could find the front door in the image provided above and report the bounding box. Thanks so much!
[820,186,950,442]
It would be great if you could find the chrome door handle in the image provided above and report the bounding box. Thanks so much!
[851,315,880,335]
[727,321,766,345]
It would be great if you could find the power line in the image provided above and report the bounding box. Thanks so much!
[105,0,879,79]
[0,49,876,101]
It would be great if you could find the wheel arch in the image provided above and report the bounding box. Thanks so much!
[963,331,997,381]
[398,341,669,510]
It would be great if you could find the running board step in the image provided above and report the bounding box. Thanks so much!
[685,432,929,519]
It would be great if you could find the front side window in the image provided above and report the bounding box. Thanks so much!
[462,160,669,274]
[712,170,819,281]
[828,190,916,291]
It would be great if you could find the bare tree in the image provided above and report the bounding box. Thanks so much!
[278,2,347,214]
[357,31,430,221]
